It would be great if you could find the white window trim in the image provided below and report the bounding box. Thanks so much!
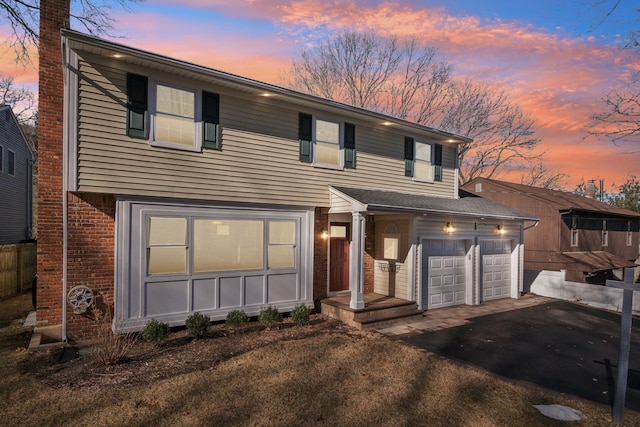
[413,140,435,183]
[313,117,344,170]
[149,79,202,152]
[571,229,579,247]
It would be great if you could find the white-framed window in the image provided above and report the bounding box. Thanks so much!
[414,141,434,182]
[147,217,188,275]
[313,118,342,169]
[7,149,15,176]
[151,81,201,151]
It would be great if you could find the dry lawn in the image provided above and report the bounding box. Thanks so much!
[1,292,638,426]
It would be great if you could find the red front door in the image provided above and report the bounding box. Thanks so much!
[329,223,350,292]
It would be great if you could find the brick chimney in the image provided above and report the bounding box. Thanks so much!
[585,180,597,199]
[37,0,70,334]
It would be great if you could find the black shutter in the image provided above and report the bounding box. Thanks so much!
[404,136,414,177]
[299,113,312,162]
[202,91,220,149]
[126,73,148,139]
[434,143,443,181]
[344,122,356,169]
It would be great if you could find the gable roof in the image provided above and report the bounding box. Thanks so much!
[466,178,640,218]
[61,29,471,147]
[0,105,34,160]
[330,186,538,221]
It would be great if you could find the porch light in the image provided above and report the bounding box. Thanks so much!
[495,224,505,235]
[444,221,455,234]
[320,228,329,240]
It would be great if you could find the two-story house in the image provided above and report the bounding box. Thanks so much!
[0,105,35,245]
[35,28,537,340]
[463,178,639,285]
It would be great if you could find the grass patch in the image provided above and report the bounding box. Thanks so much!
[0,292,638,426]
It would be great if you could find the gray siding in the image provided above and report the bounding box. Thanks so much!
[74,57,458,206]
[0,108,33,245]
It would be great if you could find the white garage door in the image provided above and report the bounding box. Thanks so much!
[481,240,512,301]
[422,240,466,310]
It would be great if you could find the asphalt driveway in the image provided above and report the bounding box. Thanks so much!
[403,300,640,411]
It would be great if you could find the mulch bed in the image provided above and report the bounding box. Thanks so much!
[22,314,350,392]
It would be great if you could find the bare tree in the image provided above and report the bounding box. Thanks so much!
[0,74,36,124]
[284,31,554,184]
[283,30,452,123]
[518,161,568,190]
[438,79,542,183]
[0,0,141,65]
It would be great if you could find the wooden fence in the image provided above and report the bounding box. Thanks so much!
[0,243,37,298]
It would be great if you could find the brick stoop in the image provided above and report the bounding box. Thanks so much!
[321,293,424,330]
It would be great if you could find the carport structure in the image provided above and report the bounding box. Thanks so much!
[322,187,538,328]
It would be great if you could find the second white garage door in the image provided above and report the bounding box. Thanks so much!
[481,240,512,301]
[422,240,466,310]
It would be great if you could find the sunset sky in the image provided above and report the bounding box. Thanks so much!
[1,0,638,191]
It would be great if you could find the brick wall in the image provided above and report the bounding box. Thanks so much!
[66,193,116,339]
[36,0,70,327]
[313,208,328,306]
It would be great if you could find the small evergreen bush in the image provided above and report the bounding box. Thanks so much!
[225,310,249,329]
[185,312,209,338]
[291,303,311,326]
[259,306,282,328]
[142,318,170,341]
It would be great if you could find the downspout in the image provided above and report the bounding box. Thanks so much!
[61,37,69,343]
[524,220,540,231]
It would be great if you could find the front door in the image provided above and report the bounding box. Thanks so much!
[329,223,350,292]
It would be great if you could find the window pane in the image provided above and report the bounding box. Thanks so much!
[269,221,296,244]
[330,225,347,238]
[148,247,186,274]
[316,120,339,144]
[415,142,431,161]
[415,161,433,181]
[156,84,194,118]
[268,245,295,269]
[156,114,195,146]
[316,141,340,166]
[193,219,263,272]
[149,217,186,245]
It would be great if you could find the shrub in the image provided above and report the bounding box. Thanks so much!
[225,310,249,329]
[291,303,311,326]
[185,312,210,338]
[91,306,138,366]
[142,318,170,342]
[259,306,282,328]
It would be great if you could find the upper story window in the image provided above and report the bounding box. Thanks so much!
[314,118,342,168]
[404,137,442,182]
[298,113,355,169]
[126,73,220,151]
[7,150,15,176]
[153,83,197,149]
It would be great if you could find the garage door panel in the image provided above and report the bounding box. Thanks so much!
[482,253,511,301]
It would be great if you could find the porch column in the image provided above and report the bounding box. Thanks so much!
[349,211,366,309]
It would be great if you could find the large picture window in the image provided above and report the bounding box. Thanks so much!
[194,219,263,272]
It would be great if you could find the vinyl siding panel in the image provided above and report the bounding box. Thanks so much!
[75,57,458,207]
[0,109,33,245]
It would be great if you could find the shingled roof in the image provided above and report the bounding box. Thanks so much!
[466,178,640,218]
[330,186,538,221]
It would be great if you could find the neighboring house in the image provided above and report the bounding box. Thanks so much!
[36,29,537,339]
[0,105,35,245]
[462,178,639,285]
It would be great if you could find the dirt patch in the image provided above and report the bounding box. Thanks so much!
[23,315,354,391]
